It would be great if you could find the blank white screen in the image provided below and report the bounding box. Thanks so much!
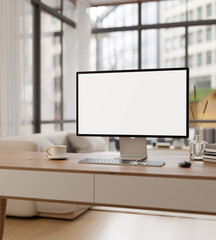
[78,70,187,137]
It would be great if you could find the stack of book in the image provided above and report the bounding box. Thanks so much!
[203,144,216,163]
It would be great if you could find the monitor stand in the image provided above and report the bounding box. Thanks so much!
[119,137,147,160]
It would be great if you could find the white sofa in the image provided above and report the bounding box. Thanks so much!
[0,131,109,219]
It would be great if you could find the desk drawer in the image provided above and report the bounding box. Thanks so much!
[0,170,93,203]
[95,174,216,213]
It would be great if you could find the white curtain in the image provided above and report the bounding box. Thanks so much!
[77,0,91,71]
[0,0,91,136]
[0,0,33,137]
[61,0,91,129]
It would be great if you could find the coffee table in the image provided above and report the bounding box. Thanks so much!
[1,149,216,239]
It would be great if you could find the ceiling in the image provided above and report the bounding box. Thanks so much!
[88,0,145,7]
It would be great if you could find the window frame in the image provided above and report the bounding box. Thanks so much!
[31,0,76,133]
[91,1,216,125]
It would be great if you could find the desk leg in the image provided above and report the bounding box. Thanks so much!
[0,199,7,240]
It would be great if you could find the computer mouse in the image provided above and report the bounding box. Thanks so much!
[178,161,191,168]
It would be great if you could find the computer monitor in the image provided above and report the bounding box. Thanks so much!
[77,68,189,160]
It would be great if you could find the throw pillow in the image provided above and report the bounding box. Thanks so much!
[67,133,107,153]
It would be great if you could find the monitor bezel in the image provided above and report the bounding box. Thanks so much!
[76,68,189,138]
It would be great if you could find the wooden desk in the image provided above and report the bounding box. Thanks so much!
[1,150,216,239]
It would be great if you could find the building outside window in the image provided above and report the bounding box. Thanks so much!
[188,10,193,21]
[165,59,171,68]
[197,7,202,20]
[173,15,178,23]
[197,30,202,42]
[173,58,177,67]
[165,39,171,51]
[188,55,193,67]
[180,56,185,67]
[188,32,193,45]
[173,37,179,49]
[180,35,185,47]
[207,4,212,17]
[206,27,212,40]
[181,13,186,21]
[197,53,202,66]
[207,51,212,64]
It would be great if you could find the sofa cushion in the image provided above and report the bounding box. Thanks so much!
[36,202,90,219]
[18,136,53,152]
[67,133,107,153]
[0,140,39,152]
[7,199,37,217]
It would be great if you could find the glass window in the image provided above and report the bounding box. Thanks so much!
[188,55,193,67]
[41,12,62,121]
[207,3,212,17]
[41,11,61,32]
[142,1,158,24]
[91,2,216,127]
[206,27,212,40]
[41,124,61,133]
[96,31,138,70]
[190,76,211,90]
[142,30,158,68]
[197,53,202,66]
[159,28,185,68]
[188,10,193,21]
[93,4,138,28]
[180,35,185,47]
[188,25,216,124]
[32,0,76,133]
[165,1,171,9]
[90,35,97,71]
[63,24,76,120]
[63,0,77,22]
[173,58,178,67]
[41,0,61,13]
[165,39,171,51]
[173,15,178,22]
[180,56,185,67]
[206,51,212,64]
[63,122,75,131]
[189,76,212,127]
[142,27,185,69]
[159,0,186,23]
[197,7,202,20]
[197,30,202,42]
[180,13,186,21]
[188,32,193,45]
[173,36,179,48]
[165,59,171,68]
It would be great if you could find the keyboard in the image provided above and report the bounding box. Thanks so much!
[79,158,165,167]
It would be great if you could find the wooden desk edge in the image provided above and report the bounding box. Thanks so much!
[0,166,216,180]
[1,196,216,216]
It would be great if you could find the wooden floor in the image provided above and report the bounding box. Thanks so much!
[4,209,216,240]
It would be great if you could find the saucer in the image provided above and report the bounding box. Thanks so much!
[48,156,68,160]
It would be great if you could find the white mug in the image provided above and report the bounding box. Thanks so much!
[46,145,67,159]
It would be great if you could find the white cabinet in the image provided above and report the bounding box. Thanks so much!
[0,170,94,203]
[95,174,216,213]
